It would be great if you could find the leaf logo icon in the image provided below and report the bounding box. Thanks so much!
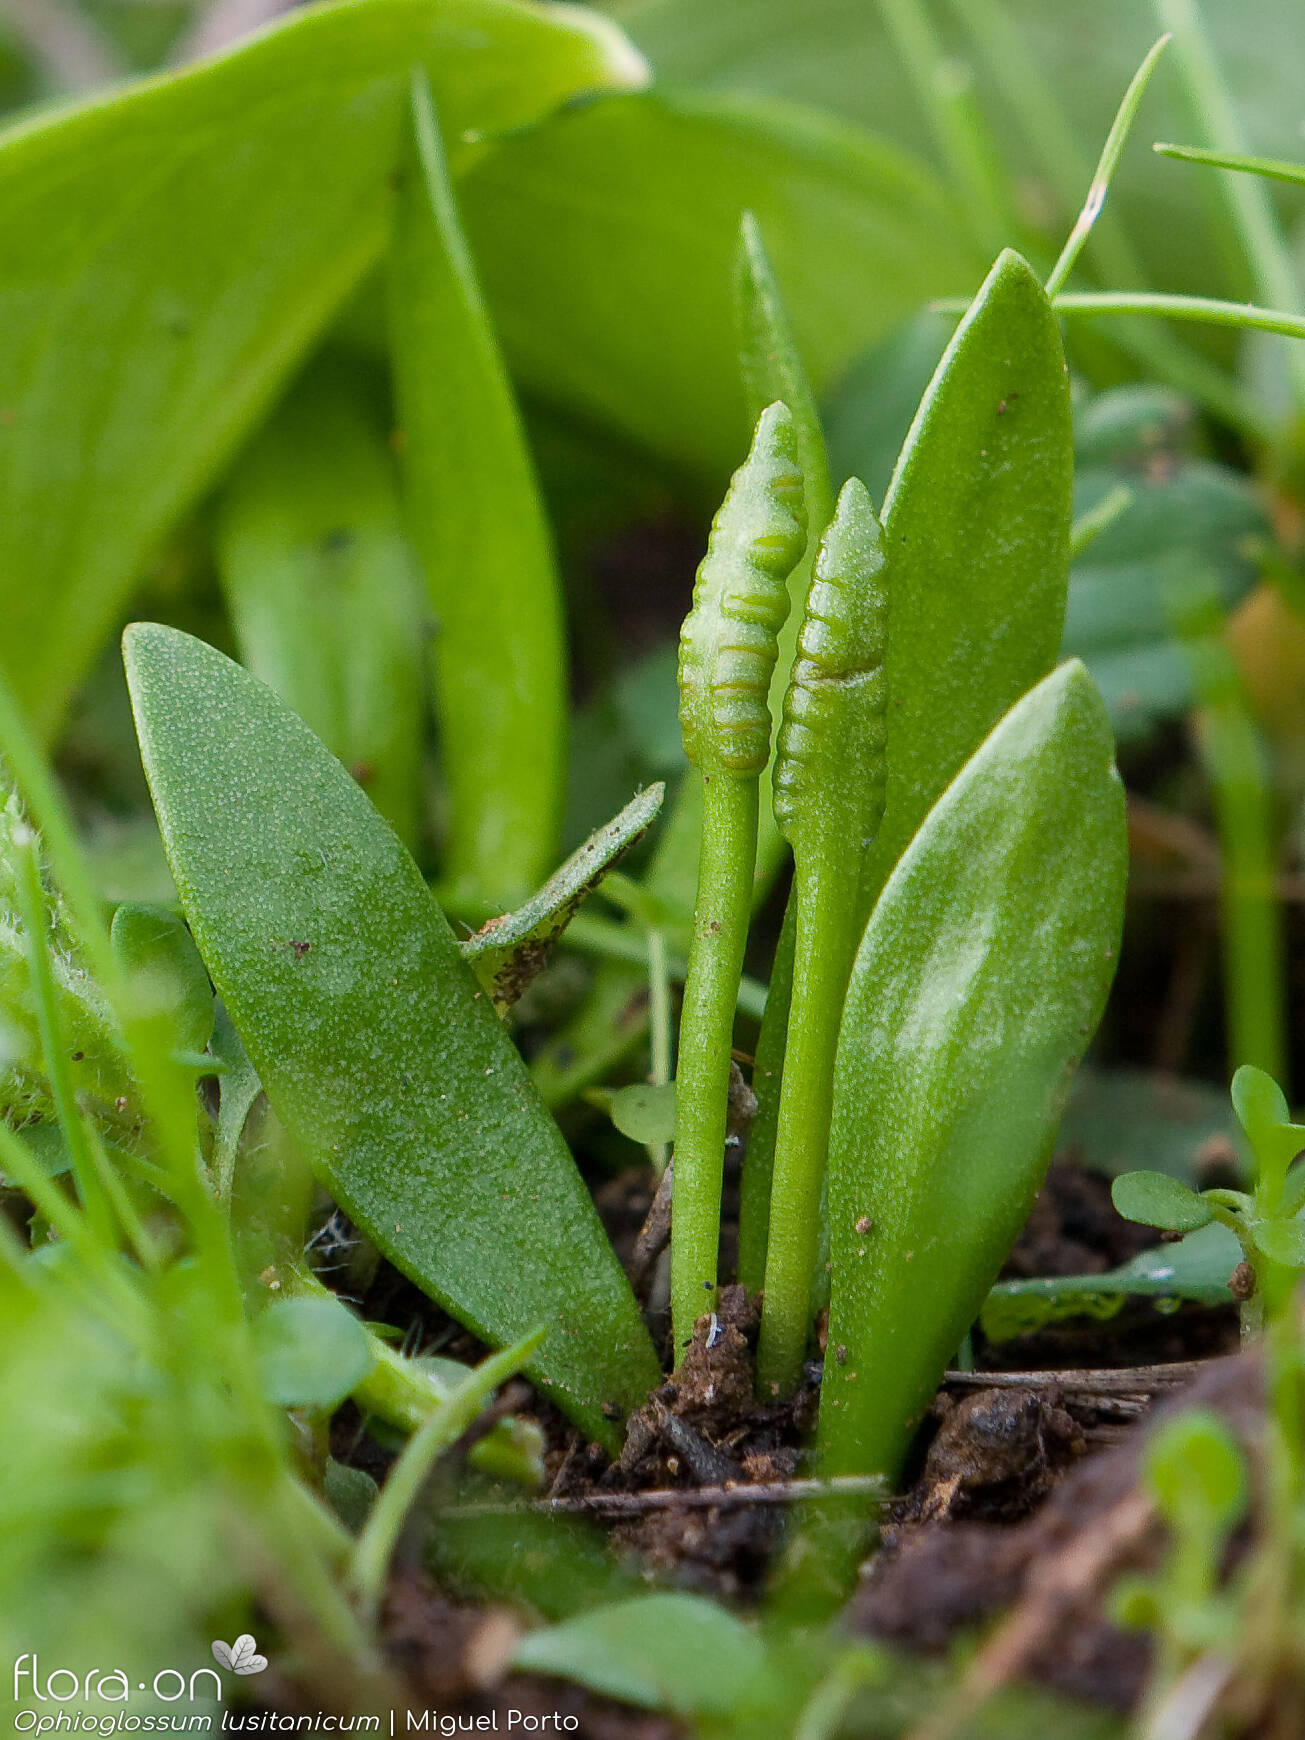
[211,1635,268,1675]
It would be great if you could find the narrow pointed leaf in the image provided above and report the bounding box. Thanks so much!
[859,249,1074,914]
[216,354,426,848]
[461,783,665,1011]
[821,662,1127,1481]
[389,70,566,902]
[124,624,659,1448]
[0,0,646,740]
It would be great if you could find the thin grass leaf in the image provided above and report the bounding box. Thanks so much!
[1156,141,1305,189]
[1051,291,1305,341]
[1045,34,1171,297]
[350,1324,547,1622]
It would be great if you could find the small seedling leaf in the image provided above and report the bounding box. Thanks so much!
[125,625,660,1448]
[1230,1064,1304,1190]
[1249,1216,1305,1267]
[983,1220,1242,1341]
[1231,1062,1290,1138]
[1111,1170,1212,1231]
[511,1593,768,1717]
[821,662,1127,1482]
[609,1082,677,1146]
[252,1296,375,1411]
[462,784,665,1010]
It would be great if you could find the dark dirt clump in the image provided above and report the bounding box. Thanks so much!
[1002,1157,1162,1279]
[597,1285,818,1595]
[850,1350,1264,1711]
[899,1387,1086,1524]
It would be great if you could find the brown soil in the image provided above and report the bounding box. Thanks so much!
[301,1147,1255,1730]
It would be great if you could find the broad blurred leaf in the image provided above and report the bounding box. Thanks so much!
[252,1295,375,1410]
[0,0,646,740]
[216,353,426,847]
[982,1220,1241,1340]
[603,0,1305,307]
[1057,1065,1248,1182]
[125,624,660,1448]
[821,663,1127,1481]
[459,91,978,484]
[1062,388,1267,741]
[512,1593,768,1717]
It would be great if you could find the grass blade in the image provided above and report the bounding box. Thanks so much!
[1045,34,1171,297]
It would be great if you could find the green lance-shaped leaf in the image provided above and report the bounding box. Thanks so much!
[858,249,1074,919]
[757,479,888,1395]
[389,70,566,903]
[820,661,1126,1496]
[671,402,806,1356]
[216,354,427,849]
[0,0,647,743]
[123,623,659,1450]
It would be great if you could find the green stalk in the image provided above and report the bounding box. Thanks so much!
[757,864,862,1392]
[757,482,890,1396]
[673,778,760,1345]
[1167,574,1287,1088]
[671,402,807,1358]
[736,896,795,1292]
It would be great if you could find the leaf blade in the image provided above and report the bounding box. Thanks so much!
[389,69,567,901]
[124,623,660,1448]
[821,662,1127,1482]
[0,0,646,740]
[859,249,1075,915]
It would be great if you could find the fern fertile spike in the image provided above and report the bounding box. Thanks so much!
[773,478,888,861]
[678,402,807,778]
